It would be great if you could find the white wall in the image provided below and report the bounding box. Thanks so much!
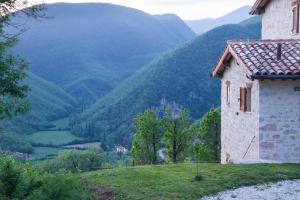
[262,0,300,39]
[259,80,300,163]
[221,58,260,164]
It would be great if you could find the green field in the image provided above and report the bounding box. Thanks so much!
[30,147,65,160]
[81,163,300,200]
[27,130,83,145]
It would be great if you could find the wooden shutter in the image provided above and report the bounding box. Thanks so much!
[240,87,247,112]
[292,5,300,34]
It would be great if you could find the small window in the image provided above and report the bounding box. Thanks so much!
[226,81,231,106]
[240,86,252,112]
[292,5,299,34]
[240,87,247,112]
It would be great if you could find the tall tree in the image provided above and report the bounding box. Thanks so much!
[163,107,194,163]
[131,109,162,165]
[195,108,221,162]
[0,0,42,119]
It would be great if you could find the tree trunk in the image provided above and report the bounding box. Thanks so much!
[211,122,218,161]
[152,133,157,164]
[173,122,177,163]
[173,138,177,163]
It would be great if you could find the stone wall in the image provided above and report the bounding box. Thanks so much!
[259,80,300,163]
[221,58,260,164]
[262,0,300,40]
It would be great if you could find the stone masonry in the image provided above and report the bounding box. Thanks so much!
[221,58,260,164]
[259,80,300,163]
[262,0,300,40]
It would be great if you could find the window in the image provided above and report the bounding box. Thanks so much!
[240,85,252,112]
[240,87,246,112]
[226,81,231,106]
[292,4,300,34]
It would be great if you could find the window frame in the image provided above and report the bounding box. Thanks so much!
[240,84,252,113]
[226,81,231,106]
[240,87,247,112]
[292,4,300,34]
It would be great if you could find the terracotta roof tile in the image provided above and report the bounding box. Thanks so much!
[227,40,300,78]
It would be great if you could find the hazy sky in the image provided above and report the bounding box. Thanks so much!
[37,0,257,20]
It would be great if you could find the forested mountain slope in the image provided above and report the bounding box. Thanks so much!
[0,72,76,134]
[72,18,262,147]
[13,3,195,103]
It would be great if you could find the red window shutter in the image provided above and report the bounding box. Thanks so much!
[240,88,247,112]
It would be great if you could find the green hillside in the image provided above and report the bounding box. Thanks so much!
[72,18,261,147]
[80,163,300,200]
[13,3,195,103]
[0,72,76,134]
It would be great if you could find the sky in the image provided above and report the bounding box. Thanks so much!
[36,0,257,20]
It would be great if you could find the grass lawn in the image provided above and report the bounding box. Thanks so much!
[81,163,300,200]
[27,130,83,145]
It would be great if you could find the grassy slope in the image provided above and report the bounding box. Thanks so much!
[81,163,300,200]
[73,19,262,147]
[27,130,83,146]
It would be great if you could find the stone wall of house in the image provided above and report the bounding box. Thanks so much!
[262,0,300,40]
[221,58,260,164]
[259,80,300,163]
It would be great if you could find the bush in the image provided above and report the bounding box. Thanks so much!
[41,148,107,173]
[0,151,90,200]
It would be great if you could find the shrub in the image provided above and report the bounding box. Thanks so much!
[0,151,90,200]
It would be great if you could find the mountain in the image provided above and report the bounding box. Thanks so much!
[185,6,252,34]
[13,3,196,103]
[0,72,76,134]
[71,17,262,148]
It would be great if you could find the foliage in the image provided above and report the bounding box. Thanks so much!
[106,151,132,168]
[196,108,221,162]
[0,37,30,119]
[0,131,33,153]
[0,151,89,200]
[163,107,194,163]
[41,149,107,173]
[0,0,43,120]
[81,163,300,200]
[0,72,77,134]
[131,109,163,165]
[74,18,261,148]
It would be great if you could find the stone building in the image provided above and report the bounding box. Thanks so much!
[212,0,300,164]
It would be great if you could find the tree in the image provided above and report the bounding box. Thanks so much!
[131,109,162,165]
[163,107,194,163]
[0,0,42,119]
[42,149,107,173]
[195,108,221,162]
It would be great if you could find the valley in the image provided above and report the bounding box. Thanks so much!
[0,3,261,162]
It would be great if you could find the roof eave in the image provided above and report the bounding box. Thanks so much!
[251,74,300,80]
[212,47,231,78]
[250,0,271,15]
